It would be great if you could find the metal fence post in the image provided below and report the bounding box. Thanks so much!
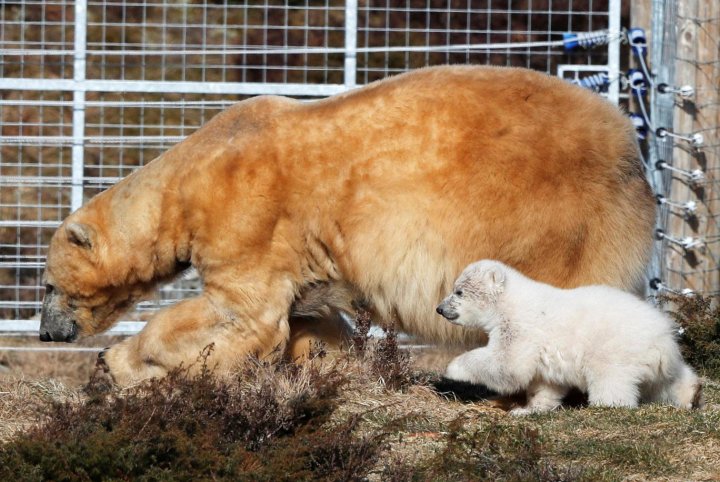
[344,0,357,90]
[71,0,88,212]
[607,0,621,105]
[646,0,677,294]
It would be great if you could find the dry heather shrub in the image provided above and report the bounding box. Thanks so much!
[0,349,388,481]
[662,294,720,380]
[350,308,372,355]
[349,310,415,392]
[370,321,414,391]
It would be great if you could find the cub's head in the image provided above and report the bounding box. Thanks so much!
[436,260,507,331]
[40,215,153,342]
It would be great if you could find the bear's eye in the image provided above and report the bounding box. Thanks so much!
[454,289,463,297]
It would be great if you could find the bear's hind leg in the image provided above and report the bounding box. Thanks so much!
[102,293,292,386]
[287,281,358,360]
[287,312,354,361]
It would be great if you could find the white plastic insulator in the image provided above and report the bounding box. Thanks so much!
[690,169,705,183]
[684,201,697,215]
[679,85,694,98]
[691,133,704,147]
[680,237,703,250]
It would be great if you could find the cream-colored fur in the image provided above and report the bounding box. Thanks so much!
[441,260,703,414]
[40,66,656,385]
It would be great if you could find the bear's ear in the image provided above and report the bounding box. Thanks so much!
[483,265,506,296]
[66,222,95,250]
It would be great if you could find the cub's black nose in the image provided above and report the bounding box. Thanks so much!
[436,306,444,315]
[39,331,52,342]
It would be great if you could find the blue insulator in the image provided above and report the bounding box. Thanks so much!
[572,72,609,92]
[563,30,610,51]
[627,69,647,96]
[630,113,647,140]
[628,28,647,57]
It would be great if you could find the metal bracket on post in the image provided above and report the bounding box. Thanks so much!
[344,0,357,91]
[71,0,87,212]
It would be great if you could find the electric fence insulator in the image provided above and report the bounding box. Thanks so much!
[627,28,647,57]
[657,83,694,98]
[680,237,704,251]
[655,128,704,147]
[655,160,667,171]
[572,72,609,91]
[562,30,611,51]
[689,169,705,183]
[655,229,705,252]
[655,160,706,184]
[655,195,698,216]
[630,113,647,140]
[627,69,647,96]
[649,278,694,297]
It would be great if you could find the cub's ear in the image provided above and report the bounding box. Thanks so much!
[66,222,95,249]
[483,265,506,296]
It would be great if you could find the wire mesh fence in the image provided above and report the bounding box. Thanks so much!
[1,0,622,337]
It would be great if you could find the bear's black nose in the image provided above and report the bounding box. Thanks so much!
[39,331,52,342]
[436,306,444,315]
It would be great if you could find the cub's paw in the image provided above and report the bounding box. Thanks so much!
[509,407,534,417]
[445,357,475,383]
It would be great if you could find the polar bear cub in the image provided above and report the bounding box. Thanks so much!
[437,260,702,414]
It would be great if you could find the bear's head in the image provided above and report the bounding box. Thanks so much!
[436,260,506,332]
[39,210,157,342]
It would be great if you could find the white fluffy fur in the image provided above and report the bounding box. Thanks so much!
[438,260,702,414]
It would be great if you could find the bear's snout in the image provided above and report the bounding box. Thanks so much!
[39,290,79,343]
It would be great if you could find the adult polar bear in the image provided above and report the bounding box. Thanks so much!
[40,66,656,385]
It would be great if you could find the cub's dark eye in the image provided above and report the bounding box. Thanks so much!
[45,284,55,295]
[454,290,463,297]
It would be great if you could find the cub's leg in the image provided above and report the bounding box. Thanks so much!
[644,364,703,409]
[102,267,296,386]
[670,364,704,409]
[510,380,569,416]
[445,346,522,394]
[587,368,640,408]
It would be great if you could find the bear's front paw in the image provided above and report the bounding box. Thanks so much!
[84,348,116,394]
[99,342,167,387]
